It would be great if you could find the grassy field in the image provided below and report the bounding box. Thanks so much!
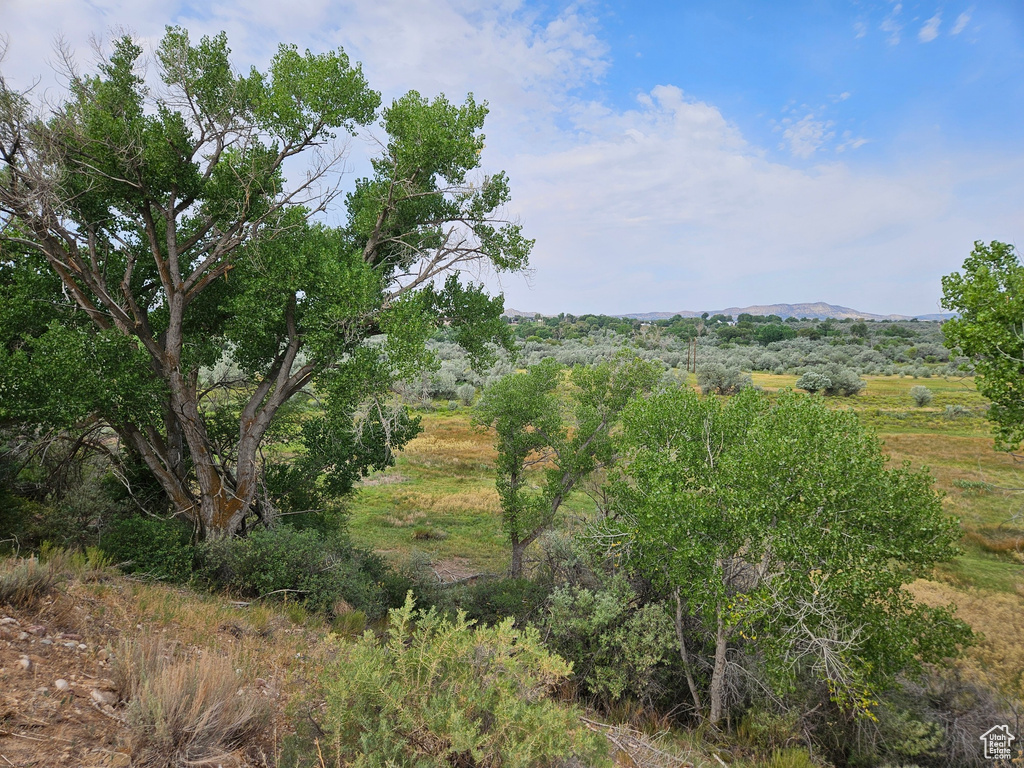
[347,410,509,574]
[353,374,1021,583]
[346,372,1024,707]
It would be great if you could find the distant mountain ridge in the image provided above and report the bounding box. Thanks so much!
[504,302,953,322]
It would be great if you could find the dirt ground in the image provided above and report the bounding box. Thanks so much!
[1,589,131,767]
[0,573,312,768]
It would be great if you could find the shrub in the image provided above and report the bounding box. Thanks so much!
[100,516,196,582]
[198,526,396,618]
[795,371,832,394]
[697,362,751,395]
[543,576,676,706]
[460,577,552,626]
[796,365,865,396]
[115,635,270,767]
[323,594,609,768]
[0,556,58,607]
[909,385,933,407]
[456,383,477,406]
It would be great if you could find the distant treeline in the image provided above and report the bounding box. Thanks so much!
[405,315,961,407]
[506,311,940,346]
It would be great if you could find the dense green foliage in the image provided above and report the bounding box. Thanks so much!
[197,527,399,617]
[100,516,197,582]
[0,28,529,536]
[323,594,608,768]
[942,240,1024,450]
[543,575,676,707]
[605,387,970,724]
[476,354,660,576]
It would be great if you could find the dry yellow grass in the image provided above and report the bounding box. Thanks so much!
[400,414,497,470]
[392,489,501,515]
[907,579,1024,704]
[878,433,1021,473]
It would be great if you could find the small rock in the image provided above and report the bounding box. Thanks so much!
[78,643,87,651]
[36,686,50,695]
[57,633,81,641]
[94,678,116,691]
[17,631,29,641]
[26,624,45,635]
[91,689,117,706]
[63,641,78,649]
[40,638,53,645]
[0,616,18,625]
[17,656,32,672]
[96,648,109,661]
[54,678,69,691]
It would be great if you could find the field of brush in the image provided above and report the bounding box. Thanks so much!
[347,372,1024,707]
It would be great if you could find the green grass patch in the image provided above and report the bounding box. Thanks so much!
[936,542,1024,594]
[342,378,1023,595]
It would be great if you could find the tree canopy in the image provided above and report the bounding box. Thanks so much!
[605,387,969,724]
[942,240,1024,451]
[0,28,531,537]
[476,354,661,577]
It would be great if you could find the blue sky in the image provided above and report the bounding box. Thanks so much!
[3,0,1023,315]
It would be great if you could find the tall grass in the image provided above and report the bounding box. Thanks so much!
[0,556,58,607]
[115,636,270,767]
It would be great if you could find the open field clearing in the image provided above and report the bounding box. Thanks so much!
[348,411,509,574]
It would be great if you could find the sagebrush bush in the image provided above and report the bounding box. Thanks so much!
[323,594,609,768]
[0,556,58,607]
[796,364,865,396]
[100,516,196,582]
[945,404,971,419]
[543,575,676,706]
[910,385,933,407]
[456,383,477,406]
[115,636,270,767]
[696,362,751,395]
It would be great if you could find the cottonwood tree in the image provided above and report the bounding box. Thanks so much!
[942,240,1024,451]
[606,387,970,726]
[0,29,530,537]
[476,354,660,577]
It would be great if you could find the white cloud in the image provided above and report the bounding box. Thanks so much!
[506,86,996,313]
[836,131,869,152]
[1,1,1020,317]
[781,114,836,158]
[951,9,972,35]
[919,13,941,43]
[880,3,904,45]
[853,21,868,39]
